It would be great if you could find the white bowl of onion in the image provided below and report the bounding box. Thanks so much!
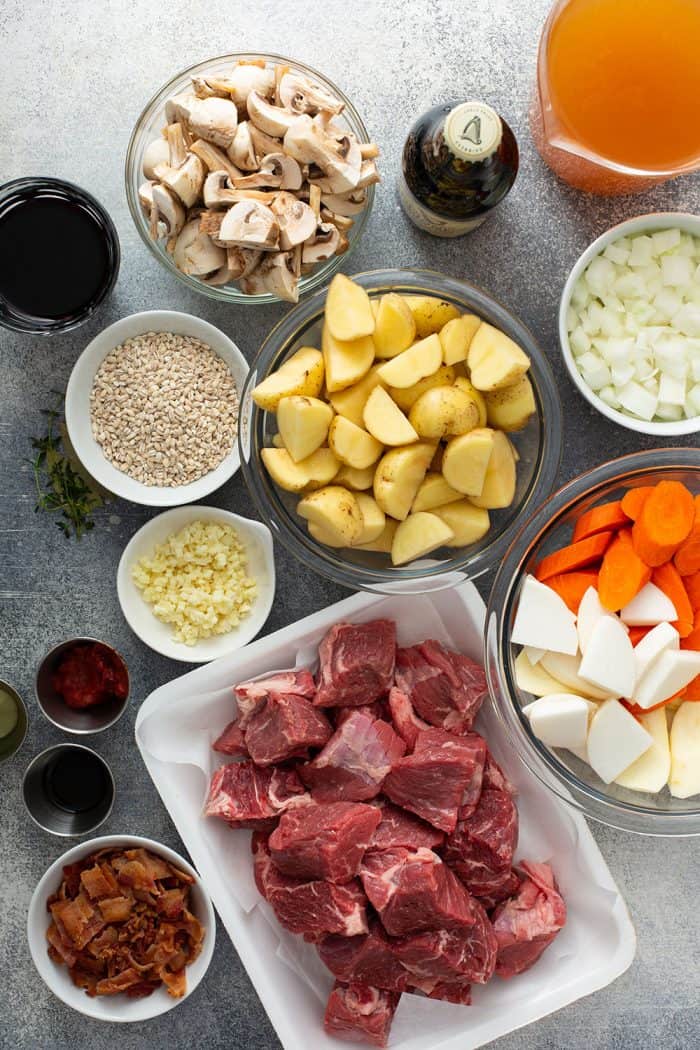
[559,213,700,436]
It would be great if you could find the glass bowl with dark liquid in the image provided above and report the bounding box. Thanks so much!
[0,178,120,334]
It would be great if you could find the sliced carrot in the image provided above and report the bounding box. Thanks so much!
[572,500,628,542]
[598,528,651,611]
[682,674,700,701]
[674,495,700,576]
[685,572,700,612]
[621,486,653,522]
[535,532,613,582]
[632,480,696,567]
[628,625,651,646]
[652,562,694,638]
[545,571,599,613]
[680,610,700,651]
[623,691,685,716]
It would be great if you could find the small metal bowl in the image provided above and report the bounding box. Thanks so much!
[22,743,115,836]
[35,638,130,735]
[0,679,28,761]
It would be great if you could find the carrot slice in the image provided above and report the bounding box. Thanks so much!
[545,571,599,613]
[572,501,628,542]
[621,486,653,522]
[628,625,651,646]
[674,495,700,576]
[680,610,700,651]
[652,563,694,638]
[598,528,651,611]
[685,572,700,612]
[682,674,700,701]
[632,480,696,567]
[623,691,685,716]
[535,532,613,582]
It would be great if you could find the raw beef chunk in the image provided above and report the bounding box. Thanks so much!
[472,869,521,912]
[443,788,518,895]
[235,668,316,726]
[427,730,488,819]
[314,620,396,707]
[387,687,431,751]
[335,701,390,727]
[408,977,472,1004]
[492,861,566,977]
[394,640,487,734]
[369,802,444,852]
[269,802,381,883]
[212,719,248,756]
[360,847,477,936]
[300,711,405,802]
[392,899,497,985]
[245,693,332,766]
[383,729,484,834]
[324,982,401,1048]
[318,921,410,992]
[482,749,515,794]
[252,834,368,938]
[204,762,308,828]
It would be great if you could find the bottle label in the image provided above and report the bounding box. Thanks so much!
[444,102,502,162]
[398,176,488,238]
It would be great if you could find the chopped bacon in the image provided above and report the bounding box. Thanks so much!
[80,862,119,900]
[98,896,133,923]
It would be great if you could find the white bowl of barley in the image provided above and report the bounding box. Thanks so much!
[65,310,249,506]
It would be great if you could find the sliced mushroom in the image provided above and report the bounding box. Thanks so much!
[158,151,205,208]
[284,115,362,193]
[203,170,240,208]
[151,183,186,236]
[301,222,341,264]
[173,218,227,275]
[320,188,368,216]
[356,159,381,189]
[233,152,302,191]
[165,123,189,168]
[271,192,317,250]
[209,64,275,109]
[360,142,380,160]
[142,137,170,179]
[217,199,279,250]
[165,92,198,125]
[228,121,258,170]
[247,91,303,137]
[191,75,230,100]
[138,181,166,239]
[261,252,299,302]
[199,209,224,239]
[277,72,344,116]
[227,246,262,279]
[248,124,283,162]
[190,138,242,183]
[183,97,239,150]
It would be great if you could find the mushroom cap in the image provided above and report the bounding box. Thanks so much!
[283,115,361,192]
[261,152,303,191]
[321,188,368,216]
[219,64,275,109]
[203,170,238,208]
[278,72,344,116]
[159,152,206,208]
[152,182,186,236]
[247,91,302,137]
[165,91,199,125]
[173,218,227,275]
[228,121,258,171]
[217,199,279,250]
[226,246,263,279]
[272,193,317,250]
[301,222,341,264]
[142,137,171,180]
[257,251,299,302]
[185,97,239,150]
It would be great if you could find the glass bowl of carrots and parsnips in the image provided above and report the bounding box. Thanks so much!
[486,447,700,836]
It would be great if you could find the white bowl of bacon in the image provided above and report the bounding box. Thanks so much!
[27,835,215,1021]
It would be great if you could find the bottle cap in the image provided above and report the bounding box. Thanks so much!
[444,102,503,162]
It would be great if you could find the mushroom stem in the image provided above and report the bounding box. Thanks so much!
[359,142,380,160]
[166,123,188,168]
[190,139,242,183]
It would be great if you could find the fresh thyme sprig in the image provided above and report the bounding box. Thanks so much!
[31,392,108,539]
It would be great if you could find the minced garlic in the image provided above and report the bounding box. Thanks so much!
[131,520,257,645]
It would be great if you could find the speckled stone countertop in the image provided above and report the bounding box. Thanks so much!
[1,1,699,1047]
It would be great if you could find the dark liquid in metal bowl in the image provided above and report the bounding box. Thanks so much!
[43,750,111,813]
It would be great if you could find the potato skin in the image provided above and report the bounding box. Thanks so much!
[373,293,416,358]
[252,347,324,411]
[485,375,536,431]
[261,447,339,492]
[401,295,461,337]
[373,443,435,521]
[391,511,454,565]
[297,485,364,543]
[408,385,479,440]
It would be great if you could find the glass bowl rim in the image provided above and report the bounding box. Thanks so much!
[486,446,700,835]
[239,266,563,592]
[124,51,375,306]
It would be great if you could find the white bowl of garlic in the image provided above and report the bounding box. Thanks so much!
[559,212,700,436]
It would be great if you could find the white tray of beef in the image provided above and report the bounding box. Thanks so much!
[135,583,636,1050]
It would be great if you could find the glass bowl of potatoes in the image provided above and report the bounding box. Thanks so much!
[239,268,562,593]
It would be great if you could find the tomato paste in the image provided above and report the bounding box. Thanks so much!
[51,643,128,709]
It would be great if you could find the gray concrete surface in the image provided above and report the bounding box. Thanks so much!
[1,1,699,1047]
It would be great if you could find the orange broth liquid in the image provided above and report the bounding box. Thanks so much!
[546,0,700,173]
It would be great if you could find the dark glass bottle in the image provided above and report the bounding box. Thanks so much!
[399,101,519,237]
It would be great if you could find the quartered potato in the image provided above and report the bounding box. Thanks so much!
[252,346,324,411]
[453,376,487,427]
[277,395,334,462]
[439,314,481,365]
[411,472,463,513]
[261,447,339,492]
[329,366,384,427]
[442,428,495,497]
[354,517,398,553]
[297,485,364,545]
[408,385,479,440]
[615,706,671,794]
[328,415,383,469]
[352,493,386,545]
[391,511,454,566]
[308,520,345,548]
[363,386,418,446]
[470,429,517,508]
[325,274,375,342]
[485,375,536,431]
[373,293,416,358]
[668,702,700,799]
[373,443,435,521]
[376,334,442,389]
[333,462,376,490]
[432,500,490,548]
[322,325,375,393]
[388,364,457,412]
[467,323,531,392]
[401,295,460,337]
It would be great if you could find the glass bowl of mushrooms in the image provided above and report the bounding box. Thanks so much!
[125,54,379,305]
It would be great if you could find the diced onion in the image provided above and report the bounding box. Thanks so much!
[567,227,700,422]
